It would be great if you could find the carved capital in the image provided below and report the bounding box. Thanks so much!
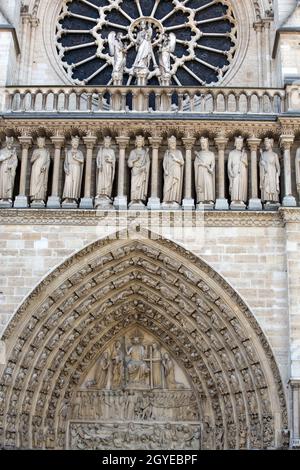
[18,136,32,148]
[116,136,130,149]
[51,136,65,149]
[182,138,196,151]
[247,136,261,151]
[214,136,228,150]
[253,21,263,33]
[83,135,97,149]
[149,137,162,149]
[279,135,295,150]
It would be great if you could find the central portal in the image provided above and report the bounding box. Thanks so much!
[68,327,201,450]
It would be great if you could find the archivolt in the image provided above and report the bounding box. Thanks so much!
[0,230,287,449]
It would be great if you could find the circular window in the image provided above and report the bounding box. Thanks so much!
[56,0,238,86]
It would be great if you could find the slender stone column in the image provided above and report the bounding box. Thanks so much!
[114,136,129,210]
[247,136,262,210]
[47,136,65,208]
[147,136,162,210]
[263,20,272,87]
[14,135,32,208]
[182,137,195,210]
[254,22,263,87]
[280,134,297,207]
[80,135,97,209]
[290,381,300,448]
[214,135,229,210]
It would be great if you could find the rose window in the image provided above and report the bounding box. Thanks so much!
[56,0,238,86]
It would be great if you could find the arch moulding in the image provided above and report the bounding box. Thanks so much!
[0,229,287,450]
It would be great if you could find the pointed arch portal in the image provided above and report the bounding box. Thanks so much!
[0,230,287,449]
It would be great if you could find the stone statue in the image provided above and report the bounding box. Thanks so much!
[62,136,84,205]
[111,340,124,390]
[94,351,110,390]
[151,343,162,389]
[95,136,116,207]
[0,136,18,205]
[296,147,300,199]
[260,138,281,204]
[159,33,176,84]
[132,21,157,77]
[108,32,128,85]
[228,136,248,206]
[163,352,181,389]
[128,135,150,207]
[163,136,184,207]
[29,137,50,206]
[194,137,215,204]
[126,331,150,387]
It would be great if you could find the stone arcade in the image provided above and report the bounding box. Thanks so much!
[0,0,300,450]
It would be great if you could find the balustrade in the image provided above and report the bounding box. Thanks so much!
[1,85,291,115]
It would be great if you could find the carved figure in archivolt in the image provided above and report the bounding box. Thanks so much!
[194,137,215,203]
[96,136,116,203]
[260,138,280,203]
[62,136,84,202]
[128,135,150,205]
[29,137,50,203]
[163,136,184,205]
[0,136,18,202]
[228,136,248,204]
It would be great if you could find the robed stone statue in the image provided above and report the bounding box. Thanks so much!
[228,136,248,206]
[194,137,215,204]
[260,138,281,203]
[0,136,18,205]
[62,136,84,205]
[95,136,116,207]
[163,136,184,206]
[128,135,150,207]
[29,137,50,205]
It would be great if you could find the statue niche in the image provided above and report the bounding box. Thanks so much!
[68,328,201,450]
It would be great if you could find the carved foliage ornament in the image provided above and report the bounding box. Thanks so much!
[56,0,238,86]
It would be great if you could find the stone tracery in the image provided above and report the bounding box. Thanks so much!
[0,231,287,449]
[55,0,238,86]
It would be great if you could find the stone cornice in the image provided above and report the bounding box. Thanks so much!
[0,209,287,228]
[279,208,300,223]
[0,118,286,139]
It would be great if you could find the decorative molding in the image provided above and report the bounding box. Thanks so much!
[279,208,300,223]
[0,119,285,139]
[0,209,287,227]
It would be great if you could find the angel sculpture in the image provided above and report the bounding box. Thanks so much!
[158,33,176,83]
[108,31,128,85]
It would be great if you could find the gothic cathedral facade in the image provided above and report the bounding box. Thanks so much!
[0,0,300,450]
